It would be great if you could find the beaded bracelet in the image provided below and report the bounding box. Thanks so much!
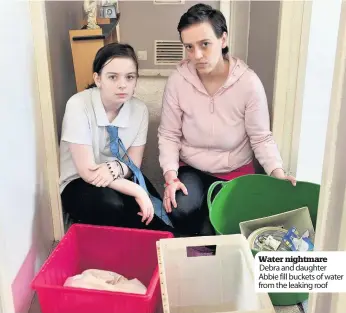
[106,160,125,181]
[106,161,118,181]
[114,159,125,178]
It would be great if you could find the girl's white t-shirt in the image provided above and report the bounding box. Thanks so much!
[59,87,149,193]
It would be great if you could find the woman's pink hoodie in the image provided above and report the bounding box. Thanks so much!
[158,57,283,176]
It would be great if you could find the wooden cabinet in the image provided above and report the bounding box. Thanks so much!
[69,17,120,92]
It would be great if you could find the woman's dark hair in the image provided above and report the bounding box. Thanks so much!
[86,43,139,89]
[177,3,229,55]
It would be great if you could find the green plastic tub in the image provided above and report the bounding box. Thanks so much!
[207,174,320,306]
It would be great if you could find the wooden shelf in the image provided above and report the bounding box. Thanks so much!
[69,15,120,92]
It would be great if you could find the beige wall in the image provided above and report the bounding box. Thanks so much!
[134,77,168,194]
[45,1,83,139]
[118,0,219,69]
[247,1,280,120]
[229,1,251,62]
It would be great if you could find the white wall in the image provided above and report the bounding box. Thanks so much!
[0,1,54,313]
[295,0,342,184]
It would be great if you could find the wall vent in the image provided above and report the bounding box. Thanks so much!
[154,40,185,65]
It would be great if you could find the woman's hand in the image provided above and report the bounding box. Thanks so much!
[134,188,154,225]
[163,179,188,213]
[88,163,118,187]
[271,168,296,186]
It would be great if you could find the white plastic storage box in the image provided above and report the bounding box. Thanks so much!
[156,234,275,313]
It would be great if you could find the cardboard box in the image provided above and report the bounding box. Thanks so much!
[157,234,275,313]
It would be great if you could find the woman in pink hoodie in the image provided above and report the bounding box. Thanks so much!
[158,4,296,237]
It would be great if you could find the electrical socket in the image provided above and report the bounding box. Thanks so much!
[137,50,147,61]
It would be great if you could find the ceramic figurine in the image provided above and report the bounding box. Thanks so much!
[84,0,100,29]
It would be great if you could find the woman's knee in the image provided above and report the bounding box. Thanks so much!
[169,202,200,235]
[174,168,204,215]
[168,167,205,233]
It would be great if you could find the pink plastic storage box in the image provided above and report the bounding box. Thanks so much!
[31,224,173,313]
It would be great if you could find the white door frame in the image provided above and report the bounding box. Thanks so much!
[272,0,312,176]
[308,1,346,312]
[29,1,64,241]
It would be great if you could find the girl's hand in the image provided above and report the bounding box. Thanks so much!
[88,163,118,187]
[134,188,154,225]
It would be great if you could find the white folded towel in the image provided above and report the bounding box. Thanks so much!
[64,269,147,295]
